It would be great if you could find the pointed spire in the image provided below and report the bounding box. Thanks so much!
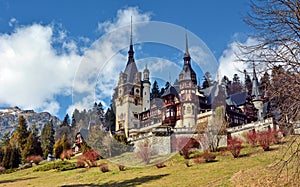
[252,63,261,100]
[130,16,133,46]
[184,33,191,62]
[127,16,134,65]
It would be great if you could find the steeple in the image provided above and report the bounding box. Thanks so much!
[184,33,191,63]
[251,63,261,100]
[127,16,134,65]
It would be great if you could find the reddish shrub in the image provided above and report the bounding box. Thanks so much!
[173,137,200,159]
[271,128,281,144]
[83,149,100,162]
[156,162,166,168]
[193,157,205,164]
[247,131,257,147]
[99,163,109,173]
[118,165,125,171]
[227,137,242,158]
[203,150,216,162]
[25,155,43,165]
[60,149,73,161]
[76,158,86,168]
[257,130,273,151]
[0,166,5,172]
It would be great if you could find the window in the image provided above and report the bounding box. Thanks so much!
[135,99,138,105]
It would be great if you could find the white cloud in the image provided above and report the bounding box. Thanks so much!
[218,37,258,80]
[0,23,81,115]
[8,17,17,27]
[68,7,152,114]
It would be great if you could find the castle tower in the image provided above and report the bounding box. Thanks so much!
[178,34,198,128]
[114,18,143,137]
[142,65,151,111]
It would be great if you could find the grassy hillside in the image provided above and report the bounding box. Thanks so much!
[0,136,299,187]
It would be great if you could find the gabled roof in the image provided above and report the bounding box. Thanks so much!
[228,91,248,106]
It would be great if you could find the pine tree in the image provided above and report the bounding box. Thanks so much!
[244,70,252,94]
[41,120,55,158]
[0,132,10,148]
[202,72,213,89]
[150,80,160,100]
[2,145,21,169]
[61,114,70,127]
[22,133,35,160]
[16,116,29,151]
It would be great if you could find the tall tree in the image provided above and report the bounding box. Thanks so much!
[16,116,29,151]
[244,70,252,94]
[150,80,160,100]
[202,72,213,89]
[0,132,10,148]
[41,120,55,158]
[61,114,70,127]
[228,74,243,94]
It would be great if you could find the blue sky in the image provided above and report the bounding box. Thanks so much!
[0,1,253,119]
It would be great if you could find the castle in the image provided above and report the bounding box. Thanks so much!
[112,22,272,152]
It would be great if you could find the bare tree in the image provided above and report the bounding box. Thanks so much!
[238,0,300,184]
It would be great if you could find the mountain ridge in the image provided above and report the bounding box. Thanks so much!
[0,106,61,138]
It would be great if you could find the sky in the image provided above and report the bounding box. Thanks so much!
[0,0,255,119]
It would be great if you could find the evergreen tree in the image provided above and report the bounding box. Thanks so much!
[260,71,270,98]
[16,116,29,151]
[104,104,116,132]
[244,70,252,94]
[53,139,63,159]
[150,80,160,100]
[41,120,55,158]
[1,145,21,169]
[202,72,213,89]
[21,133,35,160]
[228,74,243,94]
[61,114,70,127]
[0,132,10,148]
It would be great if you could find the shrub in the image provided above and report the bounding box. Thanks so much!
[76,158,86,168]
[156,162,166,168]
[135,139,153,165]
[118,165,125,171]
[25,155,43,165]
[33,160,75,172]
[82,149,100,167]
[247,130,257,147]
[271,128,281,144]
[99,163,109,173]
[173,137,200,159]
[193,157,205,164]
[203,150,216,162]
[60,149,72,161]
[257,130,273,151]
[184,159,191,167]
[0,166,5,172]
[227,137,242,158]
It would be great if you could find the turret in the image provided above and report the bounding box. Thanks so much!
[142,65,151,111]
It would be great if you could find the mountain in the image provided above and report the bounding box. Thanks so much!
[0,106,61,138]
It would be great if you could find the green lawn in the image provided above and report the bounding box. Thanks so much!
[0,136,298,187]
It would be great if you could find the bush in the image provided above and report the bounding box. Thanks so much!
[173,137,200,159]
[76,158,86,168]
[82,149,100,167]
[227,137,243,158]
[203,150,216,162]
[99,163,109,173]
[60,149,73,161]
[247,130,257,147]
[0,166,5,172]
[135,139,153,165]
[33,160,75,172]
[25,155,43,165]
[271,128,281,144]
[118,165,125,171]
[193,157,205,164]
[156,162,166,168]
[257,130,273,151]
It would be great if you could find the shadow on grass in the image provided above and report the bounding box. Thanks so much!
[61,174,169,187]
[0,177,38,184]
